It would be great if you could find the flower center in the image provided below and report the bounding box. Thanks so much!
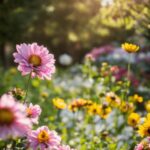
[37,130,49,143]
[110,96,116,101]
[26,108,32,117]
[147,128,150,134]
[0,108,15,125]
[28,55,41,67]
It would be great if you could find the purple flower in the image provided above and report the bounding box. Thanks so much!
[0,94,32,139]
[27,126,61,150]
[13,43,55,80]
[26,103,42,124]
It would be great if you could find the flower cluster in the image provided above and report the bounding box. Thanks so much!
[0,43,74,150]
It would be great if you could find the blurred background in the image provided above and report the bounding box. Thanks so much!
[0,0,150,67]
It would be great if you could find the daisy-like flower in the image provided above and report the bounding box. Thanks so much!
[68,98,89,112]
[13,43,55,80]
[105,92,121,107]
[0,94,32,139]
[88,103,101,115]
[27,126,61,150]
[129,94,143,103]
[121,43,139,53]
[138,121,150,137]
[99,104,112,119]
[57,145,74,150]
[52,98,66,110]
[120,101,134,113]
[127,112,140,127]
[26,103,41,124]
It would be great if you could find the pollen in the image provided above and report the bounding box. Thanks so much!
[28,55,42,67]
[37,130,49,143]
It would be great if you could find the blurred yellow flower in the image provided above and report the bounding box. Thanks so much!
[138,120,150,137]
[145,101,150,112]
[99,104,112,119]
[131,94,143,103]
[120,101,129,113]
[52,98,66,110]
[40,92,49,98]
[68,98,91,112]
[105,92,121,107]
[88,103,101,115]
[120,101,135,113]
[122,43,139,53]
[127,112,140,127]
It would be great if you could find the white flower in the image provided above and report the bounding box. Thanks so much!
[59,54,73,66]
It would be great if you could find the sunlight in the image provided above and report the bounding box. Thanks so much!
[101,0,114,6]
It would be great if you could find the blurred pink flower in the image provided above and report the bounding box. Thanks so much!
[135,143,143,150]
[27,126,61,150]
[26,103,41,124]
[13,43,55,80]
[85,53,95,61]
[112,66,139,86]
[86,45,113,59]
[0,94,32,139]
[57,145,74,150]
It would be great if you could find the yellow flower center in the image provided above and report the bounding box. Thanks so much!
[28,55,42,67]
[37,130,49,143]
[26,108,32,117]
[0,108,15,125]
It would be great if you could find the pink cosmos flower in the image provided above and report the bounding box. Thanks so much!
[134,143,143,150]
[26,103,42,124]
[57,145,74,150]
[27,126,61,150]
[13,43,55,80]
[0,94,32,139]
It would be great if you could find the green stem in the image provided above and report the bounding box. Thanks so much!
[23,73,32,103]
[124,54,131,101]
[127,54,131,81]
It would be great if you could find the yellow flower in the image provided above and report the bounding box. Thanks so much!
[120,101,135,113]
[145,101,150,112]
[52,98,66,110]
[105,92,121,107]
[99,104,112,119]
[130,94,143,103]
[122,43,139,53]
[138,120,150,137]
[120,101,129,113]
[68,98,89,112]
[127,112,140,127]
[88,103,101,115]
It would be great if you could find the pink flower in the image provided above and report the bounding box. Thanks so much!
[87,45,113,59]
[13,43,55,80]
[0,94,32,139]
[26,103,41,124]
[57,145,74,150]
[135,143,143,150]
[27,126,61,150]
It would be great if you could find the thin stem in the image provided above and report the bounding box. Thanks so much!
[127,54,131,81]
[125,54,132,100]
[23,73,32,103]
